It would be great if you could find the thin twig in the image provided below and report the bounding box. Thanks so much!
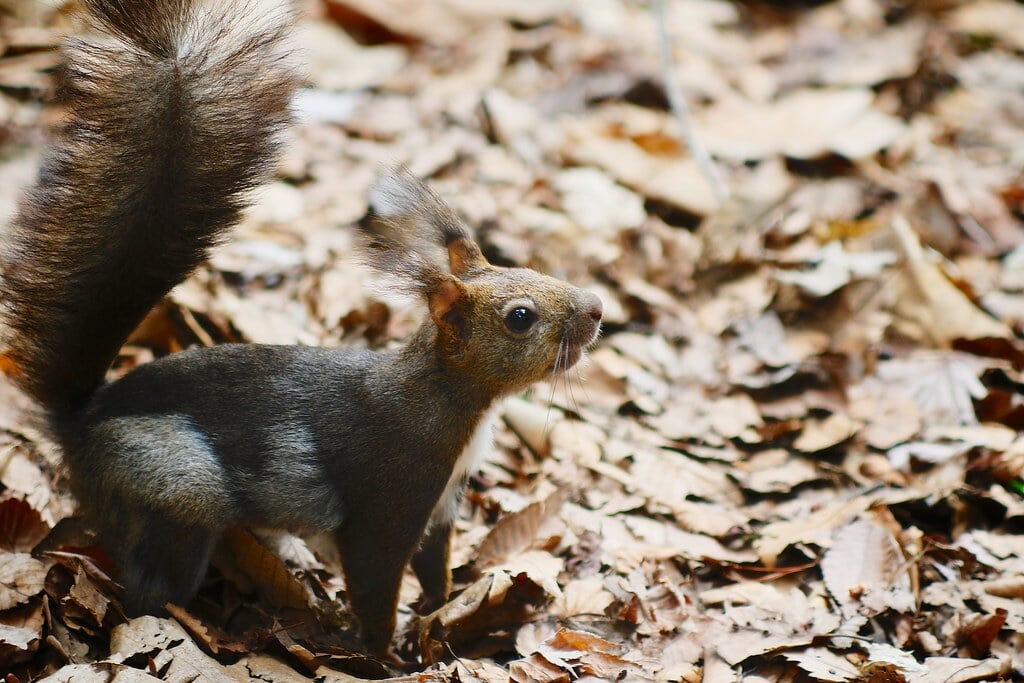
[652,0,730,205]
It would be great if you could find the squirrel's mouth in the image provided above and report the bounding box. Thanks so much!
[550,294,602,374]
[550,320,601,373]
[551,344,584,373]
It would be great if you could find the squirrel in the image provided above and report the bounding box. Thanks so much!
[0,0,602,657]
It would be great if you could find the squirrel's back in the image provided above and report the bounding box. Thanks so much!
[0,0,297,414]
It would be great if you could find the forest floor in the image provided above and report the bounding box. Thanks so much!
[2,0,1024,681]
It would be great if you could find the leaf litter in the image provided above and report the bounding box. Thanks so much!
[2,0,1024,680]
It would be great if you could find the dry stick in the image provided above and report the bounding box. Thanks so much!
[652,0,730,205]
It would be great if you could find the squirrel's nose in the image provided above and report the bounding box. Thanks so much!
[584,293,603,323]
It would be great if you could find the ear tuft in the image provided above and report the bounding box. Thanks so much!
[368,168,427,219]
[365,167,490,278]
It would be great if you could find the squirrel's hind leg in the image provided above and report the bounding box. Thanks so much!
[115,511,217,616]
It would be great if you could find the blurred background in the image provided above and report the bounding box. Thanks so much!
[1,0,1023,680]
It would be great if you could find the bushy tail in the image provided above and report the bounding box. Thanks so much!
[0,0,297,413]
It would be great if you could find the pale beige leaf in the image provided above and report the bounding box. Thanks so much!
[821,519,915,618]
[552,577,615,619]
[891,216,1012,344]
[476,488,569,567]
[552,167,645,235]
[784,647,861,682]
[949,1,1024,51]
[37,664,110,683]
[0,623,39,651]
[794,413,860,453]
[849,391,922,450]
[563,116,719,215]
[776,242,896,297]
[698,89,906,161]
[622,514,756,564]
[742,457,820,495]
[908,657,1008,683]
[630,448,741,507]
[490,549,563,598]
[229,655,314,682]
[108,616,249,682]
[757,495,872,566]
[0,552,46,609]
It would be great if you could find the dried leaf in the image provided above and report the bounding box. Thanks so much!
[108,616,249,682]
[563,114,720,215]
[821,518,915,618]
[698,89,907,161]
[476,488,569,567]
[784,647,861,682]
[909,657,1008,683]
[794,412,860,452]
[218,528,311,610]
[0,552,46,610]
[0,599,44,668]
[891,216,1012,344]
[552,577,614,619]
[489,550,563,599]
[0,496,49,552]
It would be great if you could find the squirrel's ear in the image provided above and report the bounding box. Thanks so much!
[369,168,488,277]
[447,237,485,278]
[427,276,470,346]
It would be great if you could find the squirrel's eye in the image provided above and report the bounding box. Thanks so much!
[504,306,537,334]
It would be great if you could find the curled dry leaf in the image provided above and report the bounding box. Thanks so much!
[489,550,563,599]
[217,528,312,610]
[476,487,570,568]
[531,629,640,681]
[848,390,923,450]
[0,598,44,668]
[0,552,46,610]
[65,565,111,628]
[948,1,1024,52]
[629,447,741,508]
[164,604,250,656]
[551,167,645,235]
[775,242,897,298]
[509,654,567,683]
[229,654,316,682]
[108,616,249,682]
[891,216,1012,345]
[0,496,50,552]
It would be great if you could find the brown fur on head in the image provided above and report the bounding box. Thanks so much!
[365,170,603,398]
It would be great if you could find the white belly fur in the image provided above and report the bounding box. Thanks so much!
[429,407,497,527]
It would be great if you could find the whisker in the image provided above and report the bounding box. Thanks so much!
[563,344,578,414]
[574,356,592,406]
[574,326,600,408]
[543,335,565,436]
